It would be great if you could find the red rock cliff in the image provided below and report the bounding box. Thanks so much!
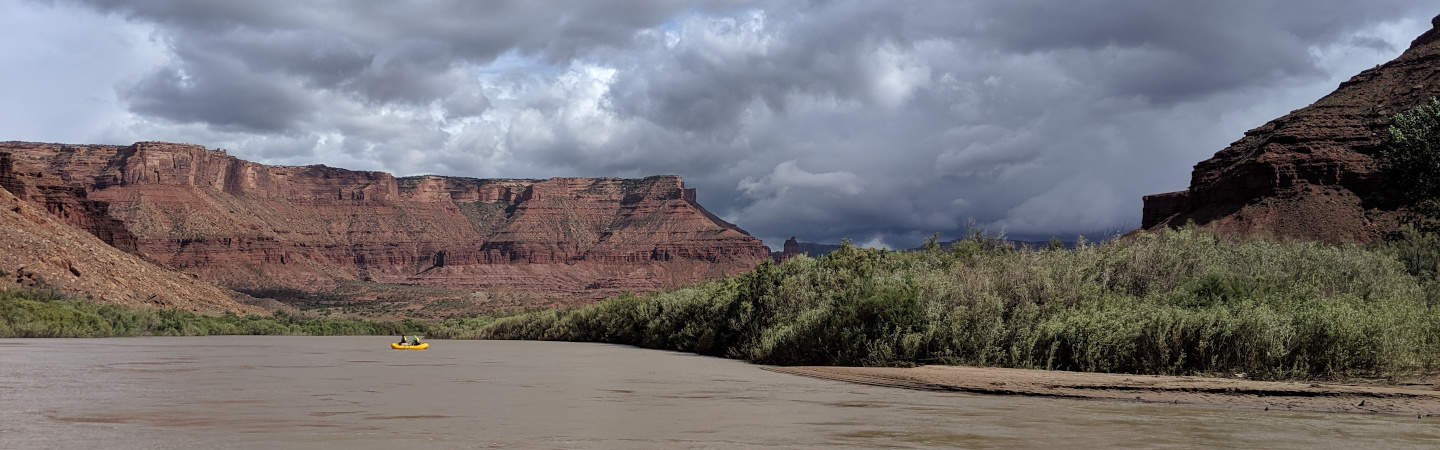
[1142,14,1440,242]
[0,141,771,299]
[0,182,257,314]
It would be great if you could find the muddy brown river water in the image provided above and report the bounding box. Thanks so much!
[1,337,1436,449]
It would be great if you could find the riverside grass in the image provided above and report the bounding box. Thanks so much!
[0,289,426,338]
[433,227,1440,381]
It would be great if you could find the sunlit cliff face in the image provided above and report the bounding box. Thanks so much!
[2,141,771,299]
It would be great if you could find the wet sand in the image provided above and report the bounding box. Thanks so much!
[768,365,1440,416]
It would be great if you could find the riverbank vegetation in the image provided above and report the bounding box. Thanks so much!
[6,226,1438,381]
[0,289,424,337]
[1380,97,1440,232]
[438,226,1440,381]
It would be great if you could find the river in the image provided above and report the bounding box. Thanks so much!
[0,337,1434,449]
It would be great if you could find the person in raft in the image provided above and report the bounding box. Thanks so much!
[398,335,407,345]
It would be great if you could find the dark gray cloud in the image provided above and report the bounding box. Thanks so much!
[74,0,745,106]
[126,50,318,133]
[7,0,1440,248]
[955,1,1418,103]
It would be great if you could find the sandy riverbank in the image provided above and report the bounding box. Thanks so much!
[766,365,1440,416]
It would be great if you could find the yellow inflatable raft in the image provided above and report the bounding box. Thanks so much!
[391,342,429,350]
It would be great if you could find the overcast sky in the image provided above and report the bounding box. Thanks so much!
[4,1,1439,248]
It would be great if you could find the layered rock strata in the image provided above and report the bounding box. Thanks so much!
[1142,15,1440,241]
[0,182,257,313]
[1,141,770,300]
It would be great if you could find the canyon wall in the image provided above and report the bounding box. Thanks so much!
[0,181,256,314]
[0,141,770,300]
[1142,15,1440,242]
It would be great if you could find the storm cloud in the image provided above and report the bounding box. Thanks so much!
[5,0,1440,247]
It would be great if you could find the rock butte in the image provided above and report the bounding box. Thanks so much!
[1143,14,1440,242]
[0,142,770,304]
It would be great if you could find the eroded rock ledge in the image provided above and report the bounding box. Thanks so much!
[1142,14,1440,242]
[0,141,770,301]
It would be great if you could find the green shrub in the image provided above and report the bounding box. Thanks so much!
[447,226,1440,381]
[0,290,423,338]
[1380,98,1440,230]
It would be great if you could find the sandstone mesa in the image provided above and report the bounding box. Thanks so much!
[0,141,770,307]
